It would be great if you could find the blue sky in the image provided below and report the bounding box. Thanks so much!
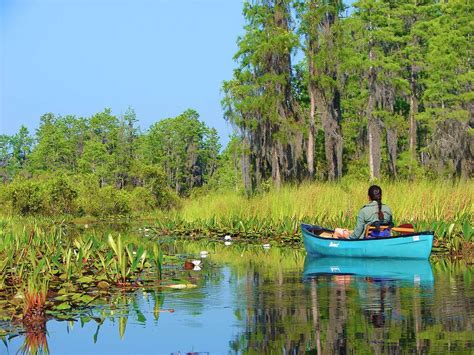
[1,0,245,144]
[1,0,354,146]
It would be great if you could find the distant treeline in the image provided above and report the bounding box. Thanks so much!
[0,109,231,216]
[222,0,472,192]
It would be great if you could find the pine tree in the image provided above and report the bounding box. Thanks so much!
[296,0,345,180]
[222,0,301,193]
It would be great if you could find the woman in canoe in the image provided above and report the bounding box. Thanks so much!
[334,185,393,239]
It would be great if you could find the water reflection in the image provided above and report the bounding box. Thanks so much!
[303,257,435,285]
[229,256,471,354]
[301,257,438,353]
[2,249,472,354]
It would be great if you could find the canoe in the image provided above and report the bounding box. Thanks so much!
[301,223,434,259]
[302,256,434,285]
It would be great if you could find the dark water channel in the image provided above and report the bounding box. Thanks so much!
[2,238,473,354]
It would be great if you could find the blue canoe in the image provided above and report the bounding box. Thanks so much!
[302,256,434,285]
[301,223,434,259]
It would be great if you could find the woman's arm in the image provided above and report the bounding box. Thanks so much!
[347,209,366,240]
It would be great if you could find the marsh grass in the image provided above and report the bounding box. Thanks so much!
[151,180,473,255]
[178,180,473,223]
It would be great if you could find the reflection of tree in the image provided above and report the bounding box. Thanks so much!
[229,261,474,354]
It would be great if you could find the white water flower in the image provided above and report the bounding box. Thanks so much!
[263,244,271,249]
[200,251,209,258]
[224,241,232,246]
[224,235,232,240]
[191,260,201,266]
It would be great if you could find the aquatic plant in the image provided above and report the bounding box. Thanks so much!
[107,234,149,285]
[18,279,50,355]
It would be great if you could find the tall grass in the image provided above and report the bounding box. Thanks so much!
[148,180,472,254]
[177,180,473,224]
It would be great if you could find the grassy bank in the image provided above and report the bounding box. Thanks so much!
[151,180,473,256]
[1,180,472,255]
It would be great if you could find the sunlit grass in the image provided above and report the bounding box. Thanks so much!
[178,180,473,224]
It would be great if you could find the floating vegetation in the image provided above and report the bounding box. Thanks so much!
[0,219,207,341]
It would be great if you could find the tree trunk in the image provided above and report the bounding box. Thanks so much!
[307,78,316,178]
[315,91,343,180]
[271,0,299,184]
[409,66,418,159]
[368,47,381,180]
[386,126,397,178]
[242,137,252,196]
[368,118,381,181]
[271,144,281,189]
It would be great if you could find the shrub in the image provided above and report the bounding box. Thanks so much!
[77,183,131,218]
[129,187,156,213]
[7,179,46,216]
[45,175,78,215]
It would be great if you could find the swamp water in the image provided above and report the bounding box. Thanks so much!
[1,236,473,354]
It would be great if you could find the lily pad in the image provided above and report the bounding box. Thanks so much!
[77,276,94,284]
[97,281,110,290]
[78,295,94,304]
[54,294,73,302]
[55,302,71,310]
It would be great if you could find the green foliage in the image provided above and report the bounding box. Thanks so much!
[45,175,78,215]
[76,183,130,218]
[129,187,157,213]
[144,109,220,195]
[204,135,243,192]
[4,175,77,216]
[7,178,45,216]
[0,126,33,180]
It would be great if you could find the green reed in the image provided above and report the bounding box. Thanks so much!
[177,180,472,223]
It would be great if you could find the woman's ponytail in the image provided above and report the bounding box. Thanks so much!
[377,200,383,220]
[368,185,384,221]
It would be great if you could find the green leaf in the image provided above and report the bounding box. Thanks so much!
[79,295,95,304]
[77,276,94,284]
[56,302,71,310]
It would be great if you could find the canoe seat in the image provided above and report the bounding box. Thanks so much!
[365,224,416,238]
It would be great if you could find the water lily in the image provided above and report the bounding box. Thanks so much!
[200,251,209,258]
[224,241,232,246]
[224,235,232,241]
[191,260,201,266]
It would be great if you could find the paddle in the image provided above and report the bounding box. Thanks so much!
[392,223,415,235]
